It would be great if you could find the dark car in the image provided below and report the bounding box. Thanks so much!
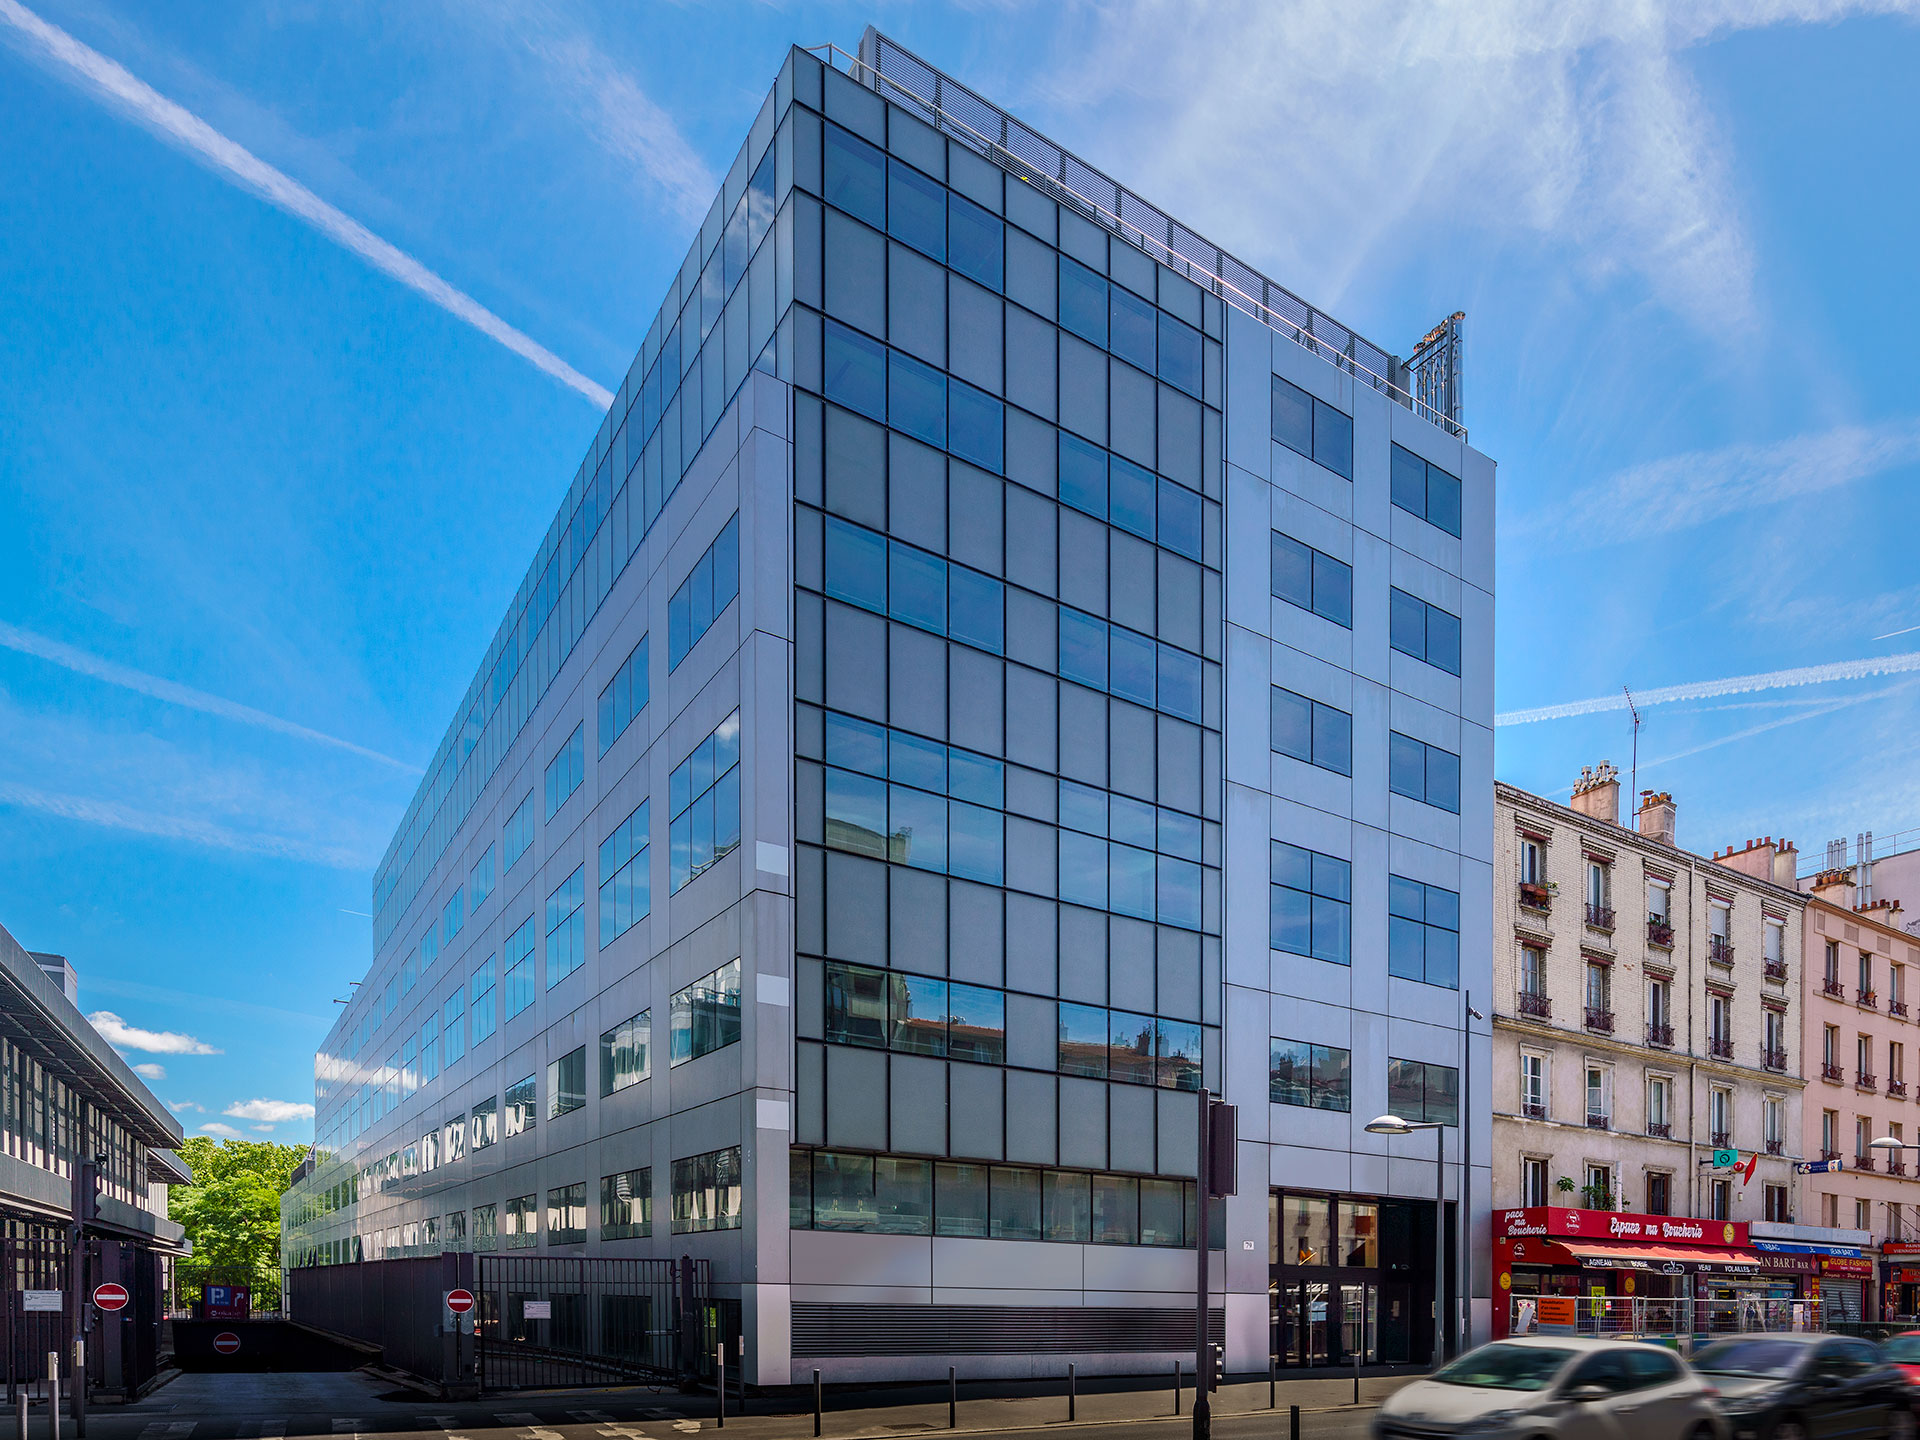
[1691,1333,1916,1440]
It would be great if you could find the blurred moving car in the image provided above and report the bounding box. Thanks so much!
[1373,1336,1727,1440]
[1691,1333,1915,1440]
[1884,1332,1920,1394]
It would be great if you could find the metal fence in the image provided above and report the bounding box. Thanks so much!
[287,1253,474,1384]
[475,1254,729,1391]
[824,29,1467,438]
[1,1234,70,1401]
[1509,1295,1824,1339]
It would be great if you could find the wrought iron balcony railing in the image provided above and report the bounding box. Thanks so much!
[1519,881,1552,912]
[1517,990,1551,1020]
[1585,903,1615,931]
[1647,1121,1672,1139]
[1764,958,1789,982]
[1708,1035,1734,1060]
[1585,1007,1614,1034]
[1823,977,1847,999]
[1822,1061,1845,1083]
[1647,918,1675,948]
[1762,1047,1788,1072]
[1709,935,1735,965]
[1646,1023,1674,1048]
[1585,1112,1609,1130]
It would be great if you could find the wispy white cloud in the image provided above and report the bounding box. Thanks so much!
[1516,418,1920,546]
[168,1100,203,1113]
[1497,650,1920,725]
[1058,1,1920,338]
[224,1098,314,1123]
[491,5,716,225]
[197,1121,247,1140]
[89,1011,219,1055]
[1,780,372,869]
[0,0,613,408]
[132,1062,165,1080]
[0,621,419,772]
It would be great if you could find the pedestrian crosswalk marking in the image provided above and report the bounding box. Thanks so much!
[255,1425,285,1440]
[495,1417,539,1427]
[570,1412,616,1424]
[330,1423,367,1438]
[596,1428,650,1439]
[423,1420,457,1432]
[138,1424,196,1440]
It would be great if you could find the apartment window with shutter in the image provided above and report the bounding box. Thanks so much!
[1764,920,1783,963]
[1522,1157,1549,1208]
[1858,1198,1872,1231]
[1648,881,1670,923]
[1822,1109,1838,1154]
[1862,952,1875,996]
[1586,1066,1609,1124]
[1711,1180,1731,1221]
[1520,1053,1547,1117]
[1826,940,1841,983]
[1521,944,1547,997]
[1519,839,1543,885]
[1764,1185,1788,1223]
[1648,1172,1671,1215]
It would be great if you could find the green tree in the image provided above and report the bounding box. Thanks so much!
[168,1137,307,1312]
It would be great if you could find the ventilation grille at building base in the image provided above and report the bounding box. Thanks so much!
[791,1303,1224,1356]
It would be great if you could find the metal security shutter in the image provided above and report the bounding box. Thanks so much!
[1820,1279,1863,1323]
[791,1303,1225,1357]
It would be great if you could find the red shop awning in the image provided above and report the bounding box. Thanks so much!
[1553,1239,1760,1269]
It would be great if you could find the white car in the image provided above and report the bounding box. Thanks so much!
[1373,1336,1729,1440]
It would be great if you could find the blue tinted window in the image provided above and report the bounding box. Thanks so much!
[1058,257,1108,346]
[889,730,945,793]
[1059,433,1107,517]
[1109,288,1156,372]
[1109,459,1155,540]
[1428,466,1462,536]
[668,515,740,670]
[888,159,946,260]
[948,568,1004,654]
[1270,376,1312,455]
[1158,312,1202,396]
[1059,832,1108,910]
[824,320,886,419]
[948,193,1003,291]
[1391,443,1463,538]
[889,350,947,446]
[824,123,885,227]
[1156,646,1201,721]
[1313,403,1353,479]
[889,541,946,633]
[824,712,887,776]
[890,785,947,872]
[1390,444,1427,515]
[1109,627,1156,706]
[948,381,1004,473]
[1269,840,1350,964]
[1058,609,1107,689]
[824,517,886,612]
[948,802,1004,885]
[1158,481,1200,559]
[1110,845,1156,921]
[1157,857,1202,931]
[947,749,1004,809]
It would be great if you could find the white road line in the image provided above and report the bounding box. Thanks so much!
[254,1425,285,1440]
[421,1419,458,1432]
[138,1424,196,1440]
[596,1428,651,1439]
[495,1418,539,1428]
[330,1423,367,1438]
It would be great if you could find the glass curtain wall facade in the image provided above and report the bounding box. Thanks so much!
[283,35,1493,1384]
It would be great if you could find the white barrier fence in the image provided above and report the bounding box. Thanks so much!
[1510,1295,1824,1338]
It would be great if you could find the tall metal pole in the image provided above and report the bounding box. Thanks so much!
[1460,993,1472,1357]
[1433,1122,1446,1370]
[1193,1089,1212,1440]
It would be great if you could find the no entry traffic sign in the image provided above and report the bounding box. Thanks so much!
[92,1283,130,1312]
[444,1288,475,1315]
[212,1332,241,1356]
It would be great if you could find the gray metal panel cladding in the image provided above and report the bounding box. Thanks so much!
[791,1302,1223,1355]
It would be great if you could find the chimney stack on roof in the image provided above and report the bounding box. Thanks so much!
[1811,867,1856,908]
[1636,789,1676,847]
[1714,836,1799,888]
[1571,762,1621,825]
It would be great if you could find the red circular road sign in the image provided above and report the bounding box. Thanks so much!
[212,1332,241,1355]
[445,1288,476,1315]
[92,1283,130,1312]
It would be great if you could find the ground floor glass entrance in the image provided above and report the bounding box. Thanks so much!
[1269,1190,1439,1367]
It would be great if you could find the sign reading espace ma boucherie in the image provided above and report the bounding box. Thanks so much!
[1496,1206,1747,1248]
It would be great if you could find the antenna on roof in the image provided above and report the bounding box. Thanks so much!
[1624,685,1641,808]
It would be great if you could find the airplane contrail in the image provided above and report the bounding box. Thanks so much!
[0,620,420,772]
[1496,650,1920,726]
[0,0,613,409]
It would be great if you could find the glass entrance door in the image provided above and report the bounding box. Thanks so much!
[1341,1283,1378,1364]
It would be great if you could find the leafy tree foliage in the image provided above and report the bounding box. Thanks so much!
[168,1138,306,1310]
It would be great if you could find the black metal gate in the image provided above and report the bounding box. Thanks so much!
[2,1233,71,1400]
[475,1255,731,1391]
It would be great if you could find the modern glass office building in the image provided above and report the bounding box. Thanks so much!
[282,31,1495,1381]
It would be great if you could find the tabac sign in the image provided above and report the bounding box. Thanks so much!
[1496,1207,1747,1248]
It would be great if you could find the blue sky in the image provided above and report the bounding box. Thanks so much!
[4,0,1919,1144]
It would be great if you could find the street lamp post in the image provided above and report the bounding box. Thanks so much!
[1367,1114,1447,1368]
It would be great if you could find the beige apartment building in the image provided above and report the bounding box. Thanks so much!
[1493,768,1806,1235]
[1721,840,1920,1318]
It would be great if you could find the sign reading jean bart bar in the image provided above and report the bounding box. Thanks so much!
[1497,1206,1748,1248]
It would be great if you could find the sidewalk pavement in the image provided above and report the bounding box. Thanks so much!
[492,1372,1418,1438]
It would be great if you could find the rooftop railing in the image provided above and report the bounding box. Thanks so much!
[818,31,1467,439]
